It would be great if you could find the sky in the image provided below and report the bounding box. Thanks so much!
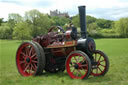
[0,0,128,20]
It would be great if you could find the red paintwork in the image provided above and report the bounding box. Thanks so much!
[16,43,37,76]
[16,24,109,79]
[47,40,77,57]
[16,5,109,78]
[33,27,77,57]
[66,53,89,79]
[91,50,107,76]
[65,29,72,40]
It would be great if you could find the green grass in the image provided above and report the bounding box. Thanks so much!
[0,39,128,85]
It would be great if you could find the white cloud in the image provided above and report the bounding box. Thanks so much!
[0,2,31,20]
[85,0,128,9]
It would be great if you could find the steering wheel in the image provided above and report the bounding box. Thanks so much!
[48,26,65,33]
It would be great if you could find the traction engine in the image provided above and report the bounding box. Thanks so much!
[16,6,109,79]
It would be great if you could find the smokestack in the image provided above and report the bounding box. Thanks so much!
[78,6,87,38]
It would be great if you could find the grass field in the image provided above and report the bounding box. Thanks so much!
[0,39,128,85]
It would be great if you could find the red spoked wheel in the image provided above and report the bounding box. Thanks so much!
[66,51,91,79]
[91,50,109,76]
[16,42,45,76]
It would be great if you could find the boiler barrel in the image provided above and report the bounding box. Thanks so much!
[76,38,96,55]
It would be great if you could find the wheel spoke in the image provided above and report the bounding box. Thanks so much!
[76,70,79,76]
[80,64,87,67]
[21,52,26,59]
[29,47,33,56]
[24,64,29,72]
[100,60,105,63]
[71,68,75,73]
[33,63,37,71]
[81,57,86,63]
[33,57,37,60]
[98,67,102,72]
[31,53,36,58]
[70,62,75,65]
[74,56,78,63]
[77,69,83,76]
[25,47,29,56]
[98,55,101,62]
[80,62,87,70]
[31,64,34,70]
[19,60,25,64]
[99,64,105,67]
[69,65,74,68]
[96,67,98,74]
[32,60,37,63]
[24,63,27,67]
[77,56,80,62]
[29,64,33,73]
[32,64,36,71]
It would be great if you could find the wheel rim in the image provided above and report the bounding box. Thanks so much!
[16,43,38,76]
[91,50,107,76]
[66,53,89,79]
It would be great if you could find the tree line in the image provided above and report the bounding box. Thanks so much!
[72,15,128,38]
[0,9,128,40]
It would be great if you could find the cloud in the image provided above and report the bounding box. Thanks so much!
[87,7,128,20]
[0,0,128,20]
[0,2,32,20]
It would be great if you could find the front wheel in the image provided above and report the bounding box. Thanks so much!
[66,51,91,79]
[91,50,109,76]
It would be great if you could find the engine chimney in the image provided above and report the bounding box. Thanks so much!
[78,6,87,38]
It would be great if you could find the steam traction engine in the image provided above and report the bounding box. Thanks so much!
[16,6,109,79]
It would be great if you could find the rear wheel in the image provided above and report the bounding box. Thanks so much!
[91,50,109,76]
[16,42,45,76]
[33,41,46,73]
[66,51,91,79]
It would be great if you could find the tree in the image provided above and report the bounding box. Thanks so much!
[13,22,32,41]
[72,15,80,28]
[25,9,52,37]
[88,22,98,32]
[51,16,69,26]
[96,19,113,29]
[86,15,97,24]
[8,13,23,23]
[0,18,4,26]
[114,18,128,37]
[8,13,23,28]
[7,13,23,39]
[0,23,12,39]
[72,15,97,28]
